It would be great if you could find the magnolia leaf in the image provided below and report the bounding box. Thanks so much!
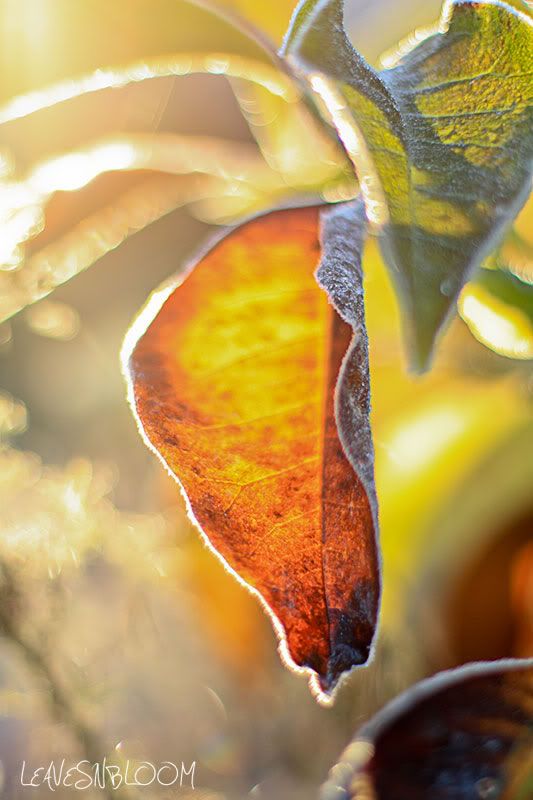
[322,659,533,800]
[284,0,533,371]
[124,203,380,701]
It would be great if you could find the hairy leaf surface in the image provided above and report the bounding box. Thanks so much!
[284,0,533,370]
[124,204,380,700]
[322,659,533,799]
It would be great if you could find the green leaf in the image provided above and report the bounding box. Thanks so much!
[283,0,533,371]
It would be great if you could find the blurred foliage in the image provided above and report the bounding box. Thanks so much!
[0,0,532,798]
[0,9,353,321]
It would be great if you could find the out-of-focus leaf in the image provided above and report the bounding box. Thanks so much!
[456,191,533,358]
[514,191,533,247]
[505,0,533,17]
[124,204,380,701]
[0,52,295,130]
[500,194,533,284]
[207,0,300,43]
[459,268,533,360]
[0,173,216,323]
[0,0,284,104]
[322,659,533,800]
[0,0,354,321]
[0,0,293,317]
[284,0,533,371]
[230,76,356,198]
[0,129,310,323]
[0,63,350,320]
[501,230,533,286]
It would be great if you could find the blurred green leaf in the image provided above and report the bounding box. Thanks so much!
[499,195,533,284]
[283,0,533,371]
[459,266,533,359]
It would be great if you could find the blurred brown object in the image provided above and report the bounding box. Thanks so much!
[511,539,533,657]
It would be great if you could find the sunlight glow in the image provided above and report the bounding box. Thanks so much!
[0,173,228,323]
[380,25,438,69]
[30,143,139,194]
[0,53,297,125]
[459,284,533,360]
[0,391,28,436]
[0,133,275,308]
[385,407,468,477]
[0,142,142,273]
[308,72,388,226]
[25,300,80,340]
[0,204,43,269]
[0,52,348,325]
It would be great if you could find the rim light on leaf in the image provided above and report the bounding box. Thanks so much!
[284,0,533,371]
[123,203,380,702]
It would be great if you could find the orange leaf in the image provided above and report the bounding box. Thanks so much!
[124,203,380,701]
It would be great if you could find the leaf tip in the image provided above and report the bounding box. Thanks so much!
[307,637,376,705]
[407,336,435,375]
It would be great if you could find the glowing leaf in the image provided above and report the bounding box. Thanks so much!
[0,0,311,321]
[284,0,533,371]
[322,659,533,800]
[124,203,380,701]
[0,2,351,322]
[0,130,314,324]
[0,0,283,106]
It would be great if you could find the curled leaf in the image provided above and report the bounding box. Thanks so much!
[284,0,533,371]
[123,203,380,701]
[0,0,307,322]
[322,659,533,800]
